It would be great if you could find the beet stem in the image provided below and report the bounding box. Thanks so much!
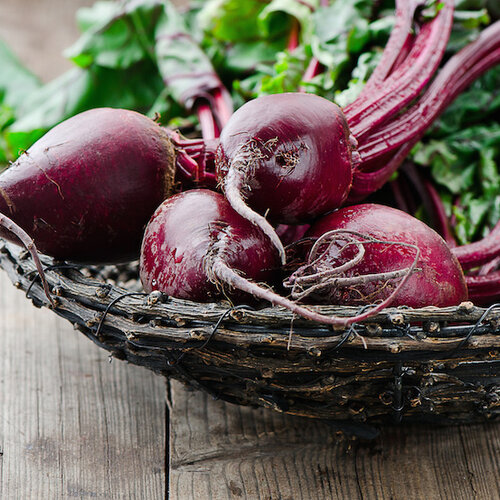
[345,0,454,136]
[359,21,500,161]
[465,271,500,305]
[196,102,219,141]
[347,0,424,105]
[453,220,500,270]
[0,212,54,307]
[223,144,286,265]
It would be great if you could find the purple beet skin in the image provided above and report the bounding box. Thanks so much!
[216,92,354,224]
[292,204,467,308]
[0,108,176,262]
[139,189,280,303]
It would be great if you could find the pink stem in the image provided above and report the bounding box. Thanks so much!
[452,220,500,270]
[479,256,500,276]
[212,88,233,128]
[423,178,456,247]
[196,102,219,140]
[349,22,500,198]
[346,0,424,108]
[466,270,500,306]
[348,141,415,202]
[287,18,300,51]
[163,129,219,187]
[345,0,454,137]
[400,162,457,246]
[358,22,500,162]
[297,0,329,92]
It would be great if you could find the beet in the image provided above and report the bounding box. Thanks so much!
[0,108,176,262]
[216,93,354,225]
[139,189,280,303]
[286,204,468,308]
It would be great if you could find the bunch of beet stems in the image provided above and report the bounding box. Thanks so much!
[163,82,231,187]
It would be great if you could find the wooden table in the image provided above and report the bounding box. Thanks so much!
[1,2,499,498]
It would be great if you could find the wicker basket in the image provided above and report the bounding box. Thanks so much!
[1,239,499,429]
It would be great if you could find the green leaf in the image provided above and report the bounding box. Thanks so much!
[65,0,162,69]
[258,0,320,41]
[7,62,164,157]
[0,38,41,111]
[197,0,269,42]
[154,2,226,109]
[335,50,381,107]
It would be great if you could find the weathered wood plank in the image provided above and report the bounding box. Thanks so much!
[169,380,500,499]
[0,271,167,499]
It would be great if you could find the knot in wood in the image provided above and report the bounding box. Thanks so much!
[389,313,405,326]
[51,285,64,297]
[229,309,246,322]
[259,334,274,344]
[365,323,382,336]
[307,347,322,357]
[85,313,102,328]
[389,342,401,353]
[173,316,187,327]
[457,301,475,314]
[147,290,166,306]
[379,392,393,406]
[424,321,440,334]
[190,329,206,341]
[95,285,111,299]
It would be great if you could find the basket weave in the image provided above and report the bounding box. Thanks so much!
[1,239,499,428]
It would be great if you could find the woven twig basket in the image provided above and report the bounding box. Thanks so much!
[1,240,499,430]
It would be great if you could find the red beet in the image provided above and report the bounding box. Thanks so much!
[216,92,354,262]
[216,93,354,225]
[0,108,176,262]
[139,189,280,303]
[286,204,468,308]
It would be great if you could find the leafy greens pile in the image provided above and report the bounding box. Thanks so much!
[0,0,498,244]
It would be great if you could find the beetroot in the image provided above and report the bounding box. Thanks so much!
[140,189,280,303]
[286,204,468,308]
[0,108,178,262]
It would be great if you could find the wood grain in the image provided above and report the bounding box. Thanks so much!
[169,380,500,500]
[0,271,167,499]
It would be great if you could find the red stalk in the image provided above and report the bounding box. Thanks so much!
[452,221,500,270]
[422,177,456,247]
[345,1,454,138]
[479,256,500,276]
[466,270,500,305]
[196,102,219,140]
[345,0,424,109]
[358,22,500,162]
